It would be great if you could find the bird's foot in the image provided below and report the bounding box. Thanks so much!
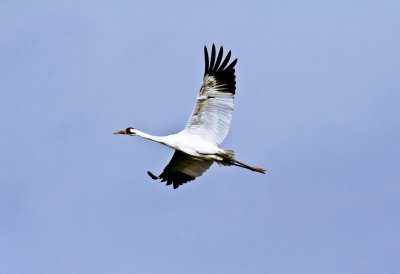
[251,167,266,174]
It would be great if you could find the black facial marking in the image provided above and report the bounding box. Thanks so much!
[126,127,135,134]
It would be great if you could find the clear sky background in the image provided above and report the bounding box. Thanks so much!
[1,1,399,273]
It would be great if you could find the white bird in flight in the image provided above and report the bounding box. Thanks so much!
[114,44,265,189]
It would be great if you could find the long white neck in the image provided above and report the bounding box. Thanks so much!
[134,129,176,149]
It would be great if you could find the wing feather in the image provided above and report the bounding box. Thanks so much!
[214,46,224,70]
[184,44,237,145]
[219,50,231,71]
[149,150,213,189]
[204,47,209,73]
[209,44,216,71]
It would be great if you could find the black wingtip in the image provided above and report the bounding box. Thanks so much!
[204,46,209,74]
[218,50,231,71]
[214,46,223,71]
[209,44,216,72]
[147,171,159,180]
[225,58,238,70]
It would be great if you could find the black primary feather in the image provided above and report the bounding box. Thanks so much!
[203,44,237,94]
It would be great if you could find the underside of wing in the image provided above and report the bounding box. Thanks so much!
[184,44,237,145]
[148,150,213,189]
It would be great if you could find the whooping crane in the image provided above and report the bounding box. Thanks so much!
[114,44,265,189]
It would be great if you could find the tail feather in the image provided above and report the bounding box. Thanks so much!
[216,150,235,166]
[223,150,235,159]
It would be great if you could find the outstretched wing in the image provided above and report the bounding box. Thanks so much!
[148,150,213,189]
[183,44,237,145]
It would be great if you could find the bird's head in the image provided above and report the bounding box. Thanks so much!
[113,127,137,136]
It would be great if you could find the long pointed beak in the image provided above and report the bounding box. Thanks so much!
[113,129,127,135]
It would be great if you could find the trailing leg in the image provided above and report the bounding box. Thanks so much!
[230,159,266,173]
[217,150,266,174]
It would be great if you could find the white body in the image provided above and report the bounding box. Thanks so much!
[136,130,224,161]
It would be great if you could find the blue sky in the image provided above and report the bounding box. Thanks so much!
[1,1,399,273]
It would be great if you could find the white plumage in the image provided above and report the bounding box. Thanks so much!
[114,44,265,189]
[185,75,234,145]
